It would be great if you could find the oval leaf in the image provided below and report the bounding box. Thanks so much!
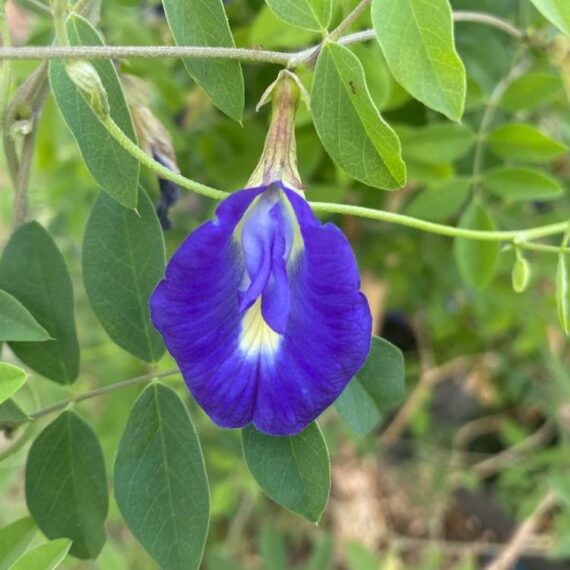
[501,73,563,112]
[312,42,406,190]
[372,0,466,121]
[25,411,108,559]
[162,0,244,121]
[405,177,471,222]
[0,517,36,570]
[242,422,330,522]
[114,382,210,570]
[49,14,139,209]
[488,124,567,163]
[0,399,29,431]
[0,222,79,384]
[9,539,71,570]
[397,123,475,165]
[454,202,500,289]
[265,0,331,32]
[0,362,28,405]
[528,0,570,35]
[557,250,569,335]
[83,188,165,362]
[481,167,563,201]
[336,336,405,436]
[0,290,50,342]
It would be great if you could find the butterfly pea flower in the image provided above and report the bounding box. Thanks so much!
[150,72,372,435]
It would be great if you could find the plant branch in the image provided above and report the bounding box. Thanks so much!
[29,368,181,421]
[453,10,525,40]
[328,0,371,42]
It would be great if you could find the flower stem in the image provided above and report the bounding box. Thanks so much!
[29,368,181,421]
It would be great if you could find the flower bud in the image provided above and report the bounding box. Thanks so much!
[512,255,531,293]
[65,60,110,119]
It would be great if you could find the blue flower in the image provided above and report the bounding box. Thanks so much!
[150,182,372,435]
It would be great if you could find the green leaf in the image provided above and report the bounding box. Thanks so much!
[405,177,471,222]
[528,0,570,35]
[83,188,165,362]
[162,0,244,121]
[454,202,499,288]
[488,124,567,163]
[371,0,466,121]
[481,167,564,201]
[0,290,50,342]
[312,42,406,190]
[9,539,72,570]
[336,337,405,436]
[0,362,28,405]
[501,73,563,112]
[49,15,139,209]
[557,250,569,335]
[0,222,79,384]
[242,422,330,522]
[0,517,36,570]
[25,411,108,559]
[397,123,475,165]
[0,399,29,430]
[265,0,331,32]
[114,383,210,570]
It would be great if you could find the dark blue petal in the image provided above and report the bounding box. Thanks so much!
[150,184,372,435]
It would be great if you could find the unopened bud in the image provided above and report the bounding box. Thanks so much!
[65,60,110,119]
[512,255,531,293]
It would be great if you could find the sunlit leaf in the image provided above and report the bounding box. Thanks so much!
[242,422,330,523]
[114,382,210,570]
[454,202,499,288]
[265,0,331,32]
[0,223,79,384]
[488,124,567,163]
[83,188,165,362]
[9,539,72,570]
[0,362,28,405]
[25,411,108,559]
[49,15,139,209]
[312,42,406,190]
[162,0,244,121]
[0,290,50,342]
[336,337,405,436]
[528,0,570,35]
[372,0,466,120]
[0,517,36,570]
[481,167,563,201]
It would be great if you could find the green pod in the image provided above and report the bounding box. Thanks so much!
[512,256,531,293]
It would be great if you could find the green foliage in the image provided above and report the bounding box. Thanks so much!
[82,188,165,362]
[0,290,50,342]
[481,167,564,201]
[501,72,563,111]
[487,123,567,163]
[265,0,331,32]
[312,42,406,190]
[556,247,570,334]
[114,383,210,570]
[0,222,79,384]
[528,0,570,35]
[162,0,244,121]
[0,362,28,405]
[0,399,30,430]
[454,202,499,288]
[0,517,37,570]
[25,411,108,559]
[405,178,471,222]
[242,423,330,522]
[336,336,405,436]
[9,539,72,570]
[49,15,139,209]
[371,0,466,120]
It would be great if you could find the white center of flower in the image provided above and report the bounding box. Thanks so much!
[239,298,282,359]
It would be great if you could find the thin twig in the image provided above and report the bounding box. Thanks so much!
[28,368,181,420]
[453,11,525,41]
[328,0,371,42]
[483,490,558,570]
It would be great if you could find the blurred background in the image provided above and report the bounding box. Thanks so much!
[1,0,570,568]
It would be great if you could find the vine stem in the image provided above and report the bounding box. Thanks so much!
[28,368,181,421]
[0,11,526,63]
[102,115,570,249]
